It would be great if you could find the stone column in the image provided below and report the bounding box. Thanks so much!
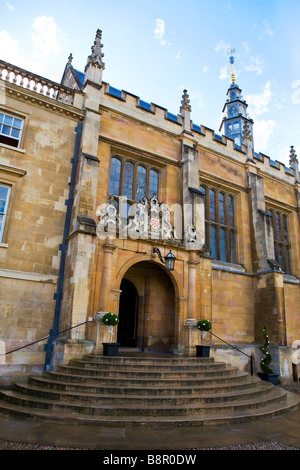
[98,239,117,312]
[187,252,200,317]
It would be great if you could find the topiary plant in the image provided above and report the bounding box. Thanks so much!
[197,319,212,332]
[260,324,274,374]
[102,312,119,326]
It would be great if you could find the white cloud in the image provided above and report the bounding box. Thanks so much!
[3,0,15,10]
[176,49,181,60]
[0,30,42,72]
[154,18,171,47]
[259,19,274,40]
[244,55,264,75]
[246,81,272,115]
[219,65,229,80]
[214,40,231,54]
[32,16,62,59]
[254,119,277,151]
[203,65,209,73]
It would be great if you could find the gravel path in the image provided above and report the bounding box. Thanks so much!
[0,439,299,450]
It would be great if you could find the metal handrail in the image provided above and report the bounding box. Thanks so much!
[0,320,93,357]
[208,331,254,375]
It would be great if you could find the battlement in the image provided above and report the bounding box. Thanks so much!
[101,81,296,183]
[0,58,296,184]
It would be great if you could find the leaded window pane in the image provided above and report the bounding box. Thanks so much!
[209,190,216,222]
[220,227,227,262]
[210,226,217,259]
[108,157,122,196]
[122,161,134,199]
[136,165,147,201]
[219,192,226,224]
[229,230,236,263]
[228,195,235,227]
[149,170,159,199]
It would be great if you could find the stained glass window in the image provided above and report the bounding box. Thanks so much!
[228,195,235,227]
[269,209,292,274]
[209,190,216,222]
[210,225,217,260]
[108,156,159,208]
[149,170,159,199]
[220,228,227,262]
[219,192,226,224]
[136,166,147,201]
[108,157,122,196]
[122,161,134,199]
[202,184,237,263]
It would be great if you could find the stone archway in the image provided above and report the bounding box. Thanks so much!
[118,261,176,353]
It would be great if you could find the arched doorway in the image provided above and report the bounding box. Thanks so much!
[117,261,176,353]
[117,279,138,347]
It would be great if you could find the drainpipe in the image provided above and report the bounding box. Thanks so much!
[44,121,83,370]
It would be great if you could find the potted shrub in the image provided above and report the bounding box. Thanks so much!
[196,319,212,357]
[257,324,279,385]
[102,312,120,356]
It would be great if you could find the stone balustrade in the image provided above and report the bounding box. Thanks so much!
[0,60,75,106]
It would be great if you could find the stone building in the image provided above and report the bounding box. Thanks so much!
[0,30,299,385]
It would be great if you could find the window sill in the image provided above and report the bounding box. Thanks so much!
[0,143,26,154]
[212,259,246,273]
[0,243,8,248]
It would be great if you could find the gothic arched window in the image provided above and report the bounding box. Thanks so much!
[201,184,237,264]
[108,155,160,205]
[268,209,292,274]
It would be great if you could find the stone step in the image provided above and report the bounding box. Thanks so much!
[12,380,274,405]
[69,358,223,371]
[83,354,214,365]
[0,389,298,427]
[27,374,260,396]
[44,369,247,387]
[0,386,288,417]
[0,354,299,427]
[58,364,236,379]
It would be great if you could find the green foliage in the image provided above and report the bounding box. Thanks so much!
[260,324,274,374]
[197,319,212,332]
[102,312,119,326]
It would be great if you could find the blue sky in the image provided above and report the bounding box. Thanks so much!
[1,0,300,166]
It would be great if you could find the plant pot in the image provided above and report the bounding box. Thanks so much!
[258,372,279,386]
[196,345,211,358]
[102,342,120,356]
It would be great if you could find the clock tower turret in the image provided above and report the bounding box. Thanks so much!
[220,52,254,150]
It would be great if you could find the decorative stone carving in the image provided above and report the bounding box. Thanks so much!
[96,197,118,238]
[85,29,105,72]
[289,146,299,182]
[184,224,200,244]
[180,89,192,113]
[96,195,175,241]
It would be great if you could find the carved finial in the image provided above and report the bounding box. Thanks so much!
[85,29,105,72]
[67,53,73,65]
[242,121,252,142]
[289,145,298,166]
[180,89,192,113]
[289,146,299,182]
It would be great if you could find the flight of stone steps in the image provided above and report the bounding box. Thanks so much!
[0,353,299,426]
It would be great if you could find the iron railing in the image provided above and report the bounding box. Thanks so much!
[208,331,254,375]
[1,322,254,375]
[0,321,93,358]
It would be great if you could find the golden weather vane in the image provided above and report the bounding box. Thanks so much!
[227,48,236,83]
